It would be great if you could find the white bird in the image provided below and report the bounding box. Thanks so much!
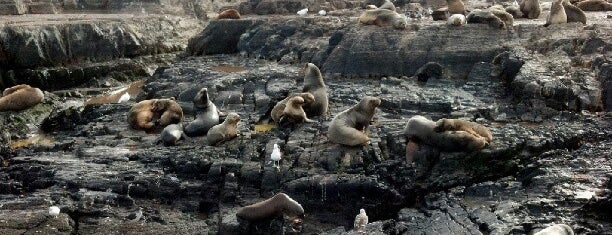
[354,208,368,234]
[513,0,519,6]
[271,144,281,168]
[318,10,326,16]
[126,207,143,222]
[297,8,308,16]
[48,206,60,218]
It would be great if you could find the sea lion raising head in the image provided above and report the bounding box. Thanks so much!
[328,96,381,146]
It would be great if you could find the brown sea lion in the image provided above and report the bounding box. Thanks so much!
[490,8,515,27]
[447,0,466,15]
[152,98,184,127]
[467,9,506,29]
[379,0,396,11]
[218,9,241,19]
[236,193,304,221]
[207,112,240,145]
[0,84,44,112]
[280,96,315,124]
[127,99,158,130]
[271,92,315,123]
[505,5,524,18]
[328,96,381,146]
[544,0,567,27]
[358,8,408,29]
[520,0,542,19]
[403,115,488,153]
[301,63,329,117]
[576,0,612,11]
[563,0,587,24]
[434,118,493,143]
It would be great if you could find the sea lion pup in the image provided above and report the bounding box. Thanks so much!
[0,84,44,112]
[533,224,574,235]
[207,112,240,145]
[403,115,488,153]
[467,10,506,29]
[489,8,514,27]
[505,5,524,18]
[236,193,305,225]
[563,0,586,24]
[127,99,158,130]
[446,0,466,15]
[152,98,184,127]
[217,9,241,19]
[271,92,315,123]
[280,96,316,123]
[544,0,567,27]
[160,124,187,146]
[358,8,408,29]
[434,118,493,143]
[577,0,612,11]
[379,0,396,11]
[520,0,541,19]
[301,63,329,117]
[328,96,381,146]
[447,14,467,26]
[184,88,219,137]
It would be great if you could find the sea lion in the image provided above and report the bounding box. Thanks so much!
[152,98,184,127]
[467,10,506,29]
[434,118,493,143]
[520,0,541,19]
[432,7,449,20]
[365,4,378,10]
[236,193,304,225]
[505,5,524,18]
[207,112,240,145]
[489,8,514,27]
[403,115,488,152]
[271,92,315,123]
[0,84,44,112]
[534,224,574,235]
[127,99,158,130]
[358,8,408,29]
[184,88,220,137]
[301,63,329,117]
[217,9,241,19]
[447,14,467,26]
[544,0,567,27]
[160,124,186,146]
[446,0,466,15]
[379,0,396,11]
[577,0,612,11]
[280,96,315,124]
[563,0,587,24]
[328,96,381,146]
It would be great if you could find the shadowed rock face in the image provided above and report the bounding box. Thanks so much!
[0,2,611,235]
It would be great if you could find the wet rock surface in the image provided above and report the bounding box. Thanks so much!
[1,1,612,234]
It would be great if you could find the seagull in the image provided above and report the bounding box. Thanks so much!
[318,10,326,16]
[271,144,281,168]
[48,206,60,218]
[117,92,130,103]
[513,0,519,6]
[354,208,368,234]
[297,8,308,16]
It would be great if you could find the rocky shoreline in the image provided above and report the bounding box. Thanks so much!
[1,0,611,234]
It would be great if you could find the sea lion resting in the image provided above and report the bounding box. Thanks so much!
[358,8,408,30]
[0,84,44,112]
[236,193,304,230]
[404,115,488,153]
[271,92,315,123]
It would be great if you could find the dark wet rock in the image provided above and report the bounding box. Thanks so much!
[187,19,264,56]
[491,51,525,82]
[600,63,612,111]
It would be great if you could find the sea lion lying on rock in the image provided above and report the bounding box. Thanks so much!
[0,84,44,112]
[358,9,408,29]
[236,193,304,230]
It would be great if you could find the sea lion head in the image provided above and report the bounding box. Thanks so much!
[299,93,315,105]
[356,96,381,114]
[194,88,210,108]
[289,96,305,107]
[393,14,408,29]
[225,112,241,124]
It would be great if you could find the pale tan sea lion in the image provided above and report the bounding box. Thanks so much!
[207,112,240,145]
[534,224,574,235]
[434,118,493,143]
[271,92,315,123]
[520,0,542,19]
[544,0,567,27]
[236,193,304,221]
[328,96,381,146]
[0,84,44,112]
[358,8,408,29]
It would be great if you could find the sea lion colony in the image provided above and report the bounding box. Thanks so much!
[1,0,605,232]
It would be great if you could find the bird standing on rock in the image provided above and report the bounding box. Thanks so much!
[48,206,60,218]
[271,144,281,168]
[354,208,368,234]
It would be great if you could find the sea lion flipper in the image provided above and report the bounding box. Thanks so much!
[304,118,316,123]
